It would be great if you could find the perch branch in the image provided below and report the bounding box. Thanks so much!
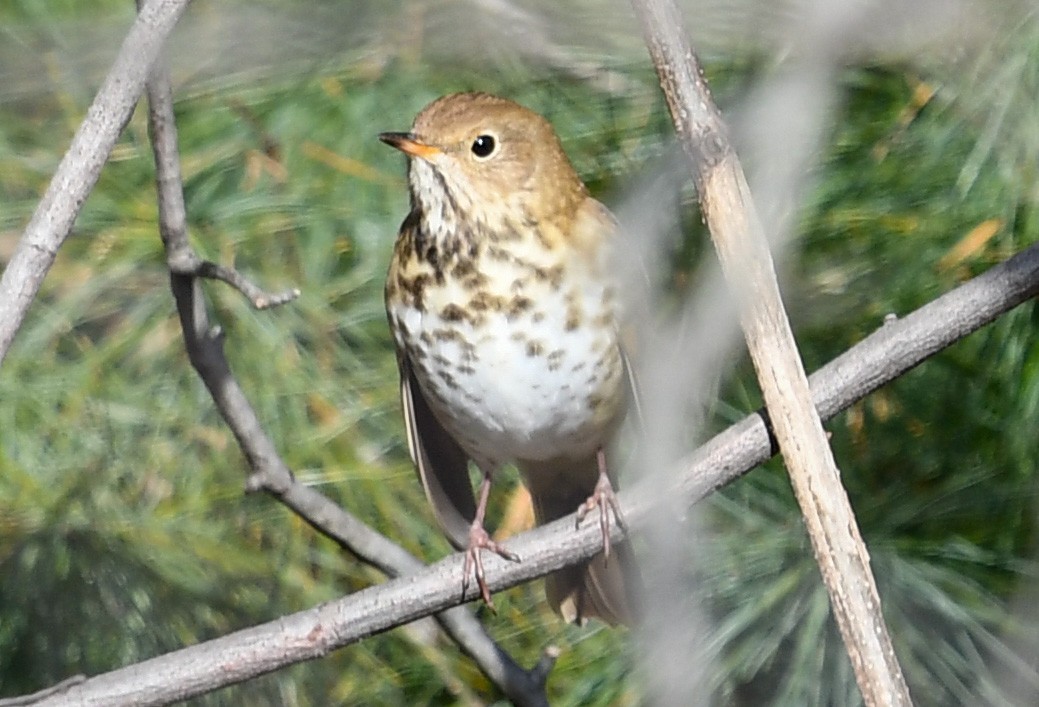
[25,240,1039,706]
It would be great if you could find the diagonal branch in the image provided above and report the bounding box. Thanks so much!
[628,0,912,704]
[0,0,193,366]
[24,239,1039,705]
[137,10,550,706]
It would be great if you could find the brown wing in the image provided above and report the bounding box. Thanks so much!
[399,354,476,549]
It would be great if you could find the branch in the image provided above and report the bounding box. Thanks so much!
[678,241,1039,501]
[137,11,549,706]
[168,255,300,310]
[25,240,1039,706]
[628,0,912,704]
[0,0,193,366]
[468,0,635,94]
[0,676,86,707]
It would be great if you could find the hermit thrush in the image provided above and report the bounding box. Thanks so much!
[381,92,637,624]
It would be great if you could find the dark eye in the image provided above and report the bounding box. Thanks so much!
[470,134,497,159]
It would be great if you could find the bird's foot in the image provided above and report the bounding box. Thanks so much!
[575,449,627,563]
[462,523,521,609]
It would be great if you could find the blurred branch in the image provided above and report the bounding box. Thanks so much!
[25,228,1039,704]
[134,7,549,707]
[0,0,192,366]
[628,1,913,705]
[467,0,634,94]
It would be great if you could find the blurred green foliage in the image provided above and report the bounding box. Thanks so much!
[1,1,1037,706]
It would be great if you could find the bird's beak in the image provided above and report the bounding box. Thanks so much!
[378,132,441,160]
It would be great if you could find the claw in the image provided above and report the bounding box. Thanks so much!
[462,524,520,608]
[575,449,627,563]
[462,471,521,608]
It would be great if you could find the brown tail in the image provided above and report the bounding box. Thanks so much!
[519,455,639,626]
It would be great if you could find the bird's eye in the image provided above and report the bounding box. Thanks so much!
[470,134,498,159]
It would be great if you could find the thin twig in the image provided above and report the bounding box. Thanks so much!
[24,241,1039,706]
[628,0,913,704]
[0,675,86,707]
[0,0,193,365]
[137,8,548,706]
[167,250,300,309]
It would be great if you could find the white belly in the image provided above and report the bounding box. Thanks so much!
[390,275,624,467]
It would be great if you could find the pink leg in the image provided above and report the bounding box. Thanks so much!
[462,471,520,608]
[575,449,627,562]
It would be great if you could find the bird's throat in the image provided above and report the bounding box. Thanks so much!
[406,162,479,274]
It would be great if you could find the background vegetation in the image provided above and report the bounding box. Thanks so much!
[0,1,1036,705]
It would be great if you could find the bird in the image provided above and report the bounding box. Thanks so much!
[381,92,638,625]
